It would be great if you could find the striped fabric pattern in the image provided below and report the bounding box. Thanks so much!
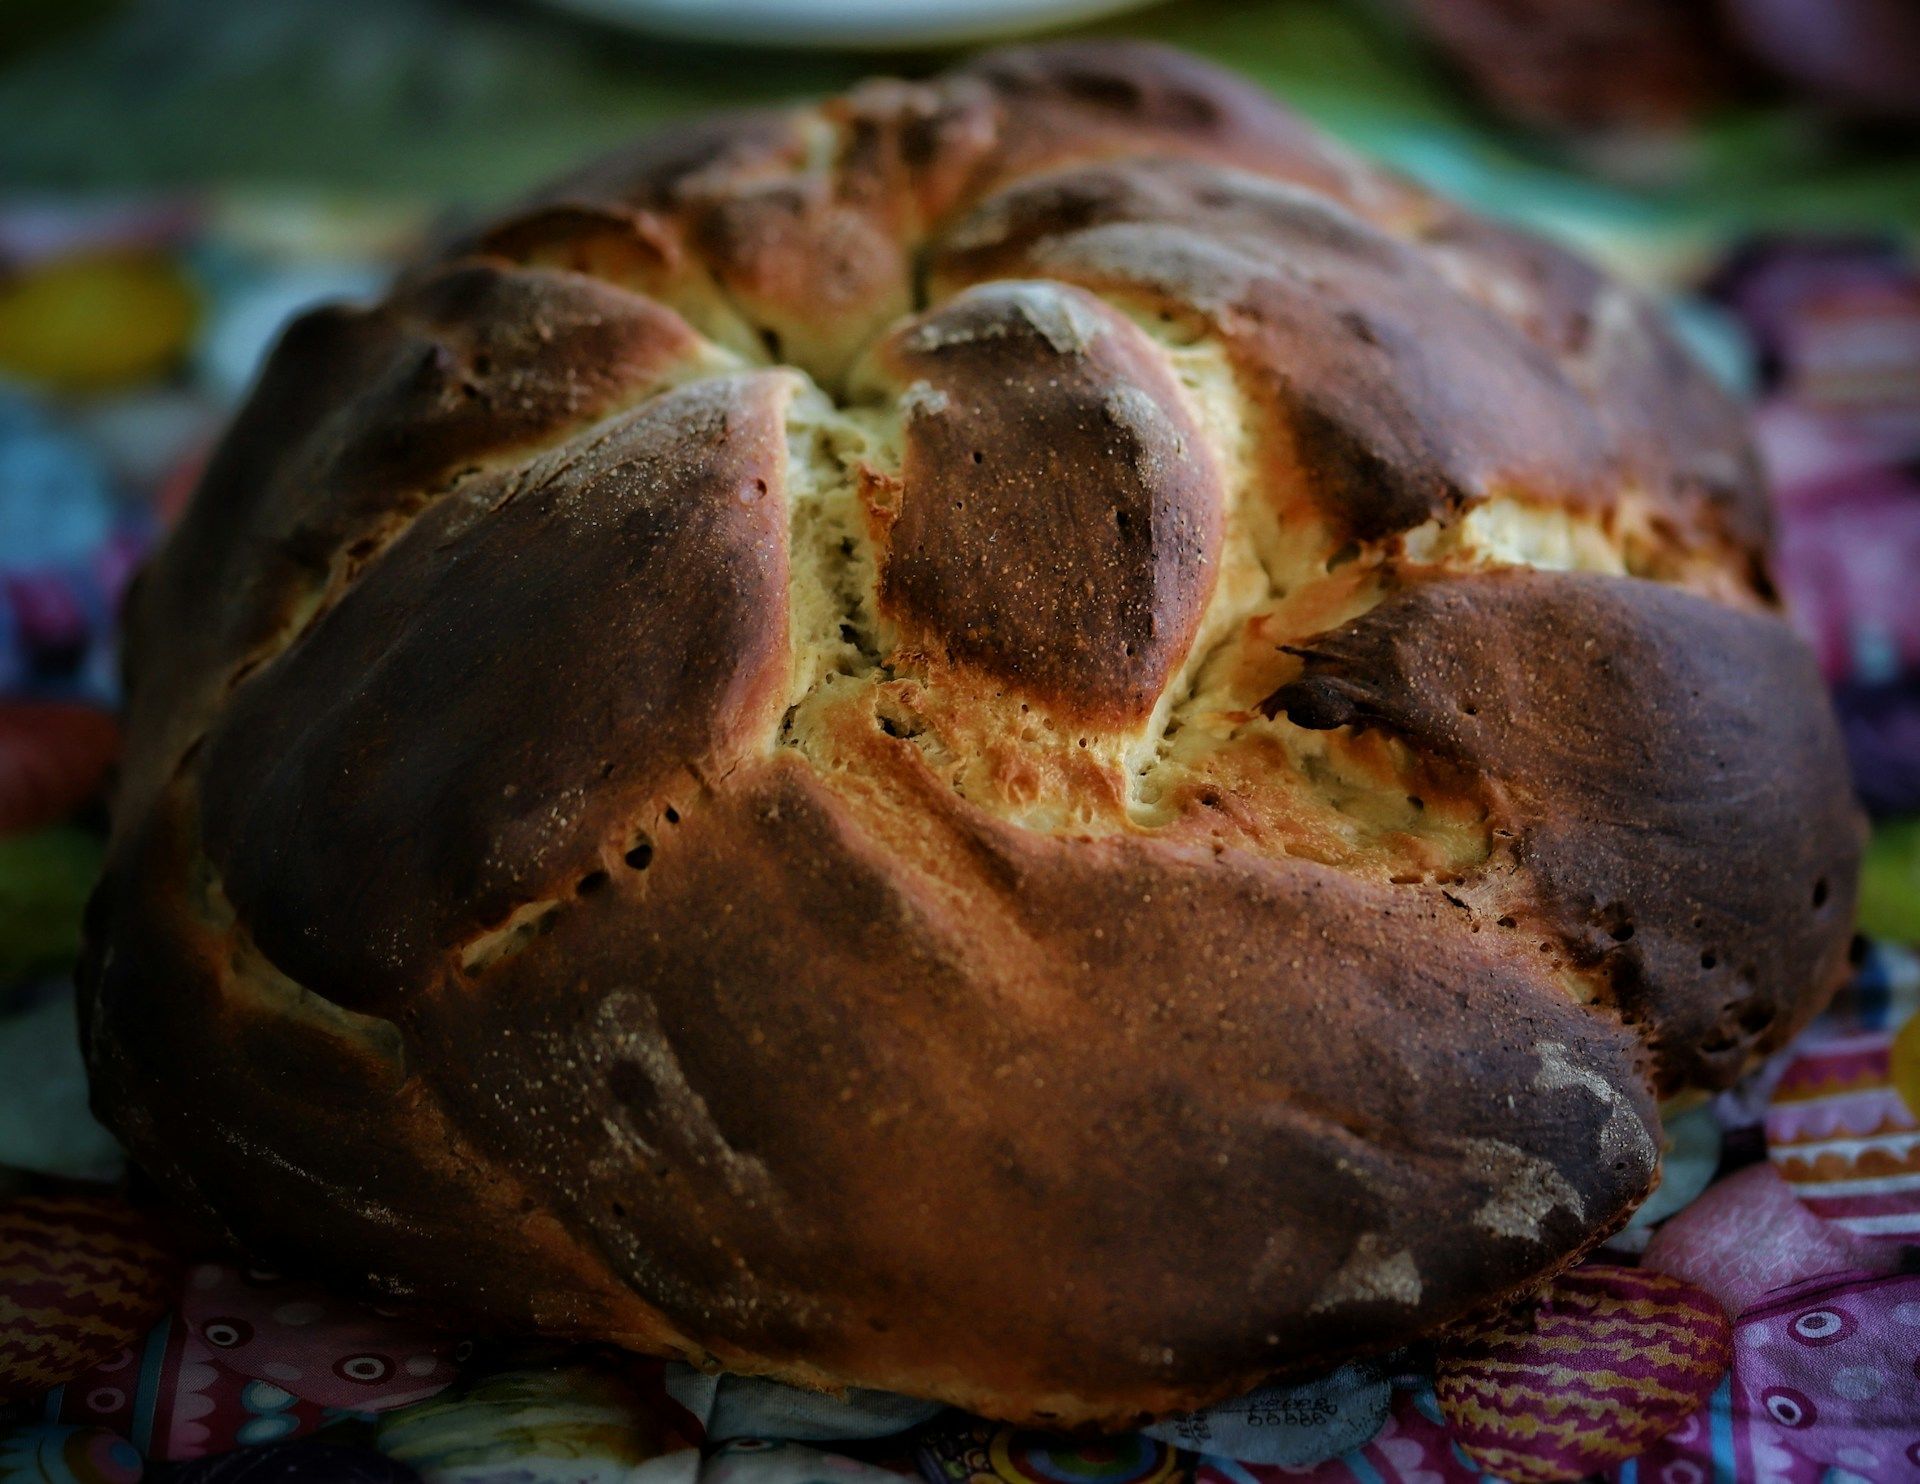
[0,1193,176,1403]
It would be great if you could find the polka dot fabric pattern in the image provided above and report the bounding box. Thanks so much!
[41,1260,466,1463]
[78,41,1864,1425]
[1624,1266,1920,1482]
[173,1262,463,1413]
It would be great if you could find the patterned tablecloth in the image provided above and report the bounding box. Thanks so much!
[2,4,1920,1480]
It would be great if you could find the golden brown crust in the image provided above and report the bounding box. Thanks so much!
[83,40,1861,1427]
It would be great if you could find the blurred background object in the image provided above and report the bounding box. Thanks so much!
[540,0,1162,48]
[1395,0,1920,133]
[1723,0,1920,119]
[4,0,1919,208]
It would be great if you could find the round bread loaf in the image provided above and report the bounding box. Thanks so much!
[81,42,1863,1427]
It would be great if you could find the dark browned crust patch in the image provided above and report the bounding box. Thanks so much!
[79,782,681,1349]
[117,262,706,822]
[1273,569,1862,1091]
[197,374,793,1007]
[874,283,1222,722]
[927,157,1743,549]
[405,757,1656,1411]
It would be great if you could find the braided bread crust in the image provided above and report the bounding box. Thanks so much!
[82,42,1861,1425]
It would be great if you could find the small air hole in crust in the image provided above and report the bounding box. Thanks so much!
[876,702,924,741]
[1700,950,1718,971]
[624,838,654,870]
[1813,877,1830,908]
[577,870,609,896]
[609,1059,656,1115]
[664,806,680,825]
[971,450,984,464]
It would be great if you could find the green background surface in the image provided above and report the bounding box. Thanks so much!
[4,0,1918,249]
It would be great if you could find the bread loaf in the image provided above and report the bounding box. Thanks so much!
[81,42,1863,1426]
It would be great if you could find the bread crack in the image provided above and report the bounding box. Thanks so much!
[177,822,406,1076]
[779,379,893,726]
[190,336,747,793]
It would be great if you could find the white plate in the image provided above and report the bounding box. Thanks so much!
[539,0,1160,49]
